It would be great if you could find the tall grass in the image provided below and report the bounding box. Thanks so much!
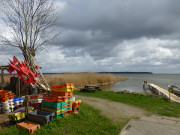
[43,73,127,88]
[0,74,17,84]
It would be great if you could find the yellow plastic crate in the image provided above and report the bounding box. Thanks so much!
[52,84,74,92]
[65,100,72,103]
[72,100,81,104]
[72,101,78,104]
[72,100,81,109]
[52,87,73,92]
[9,107,34,121]
[77,100,82,103]
[9,112,25,121]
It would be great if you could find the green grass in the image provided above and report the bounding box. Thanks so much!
[74,91,180,117]
[0,103,126,135]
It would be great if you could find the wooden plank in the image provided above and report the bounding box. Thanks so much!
[147,83,180,103]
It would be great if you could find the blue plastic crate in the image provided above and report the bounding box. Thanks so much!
[13,97,24,102]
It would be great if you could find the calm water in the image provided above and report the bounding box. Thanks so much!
[100,74,180,93]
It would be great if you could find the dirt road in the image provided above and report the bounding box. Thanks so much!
[75,95,152,123]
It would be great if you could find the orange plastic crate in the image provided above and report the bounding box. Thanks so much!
[64,110,72,116]
[52,83,74,89]
[16,121,40,135]
[65,104,72,108]
[51,91,73,98]
[0,90,11,97]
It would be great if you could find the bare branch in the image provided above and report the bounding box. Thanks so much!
[0,0,61,91]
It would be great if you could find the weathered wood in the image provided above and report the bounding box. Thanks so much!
[0,65,9,89]
[147,83,180,103]
[1,69,4,89]
[80,85,101,93]
[84,86,100,90]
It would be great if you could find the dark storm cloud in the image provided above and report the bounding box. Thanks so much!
[55,0,180,60]
[61,0,180,38]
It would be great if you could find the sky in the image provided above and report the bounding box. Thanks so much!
[1,0,180,73]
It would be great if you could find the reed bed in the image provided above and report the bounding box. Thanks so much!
[0,74,17,84]
[43,72,127,88]
[1,73,127,89]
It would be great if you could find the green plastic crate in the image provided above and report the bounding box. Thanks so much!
[54,112,65,118]
[42,100,65,108]
[65,102,72,106]
[65,107,72,111]
[41,105,64,111]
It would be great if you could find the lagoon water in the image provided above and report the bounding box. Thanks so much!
[100,74,180,93]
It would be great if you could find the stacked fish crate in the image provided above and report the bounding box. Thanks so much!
[41,100,65,118]
[72,100,81,113]
[41,83,74,118]
[0,90,15,113]
[51,83,74,116]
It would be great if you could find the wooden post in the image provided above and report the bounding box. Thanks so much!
[1,69,4,90]
[25,82,29,119]
[18,77,20,96]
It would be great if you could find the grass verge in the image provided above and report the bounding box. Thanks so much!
[74,91,180,117]
[0,103,126,135]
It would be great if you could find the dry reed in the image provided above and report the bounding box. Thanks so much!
[43,72,127,88]
[1,73,127,89]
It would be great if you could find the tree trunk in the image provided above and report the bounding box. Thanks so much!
[22,48,50,92]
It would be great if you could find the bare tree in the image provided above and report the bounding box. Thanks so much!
[1,0,61,91]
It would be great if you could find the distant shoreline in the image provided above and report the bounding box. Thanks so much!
[3,72,153,75]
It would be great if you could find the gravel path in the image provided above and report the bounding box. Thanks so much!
[75,95,152,123]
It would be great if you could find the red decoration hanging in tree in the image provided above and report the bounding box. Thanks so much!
[8,56,38,85]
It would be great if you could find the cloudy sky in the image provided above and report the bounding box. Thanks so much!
[1,0,180,73]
